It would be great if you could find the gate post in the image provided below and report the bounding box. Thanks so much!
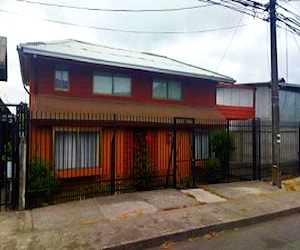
[252,119,257,180]
[191,119,196,188]
[110,115,116,195]
[298,123,300,175]
[173,118,177,188]
[19,137,26,210]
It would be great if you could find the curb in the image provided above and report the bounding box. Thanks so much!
[103,206,300,250]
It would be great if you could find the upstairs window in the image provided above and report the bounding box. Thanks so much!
[55,68,69,90]
[217,87,253,107]
[93,72,131,96]
[153,79,182,100]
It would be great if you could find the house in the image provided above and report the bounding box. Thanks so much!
[17,39,235,192]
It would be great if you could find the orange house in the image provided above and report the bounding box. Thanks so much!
[17,40,234,187]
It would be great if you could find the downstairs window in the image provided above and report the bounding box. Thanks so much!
[54,129,100,170]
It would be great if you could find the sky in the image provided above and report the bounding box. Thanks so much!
[0,0,300,104]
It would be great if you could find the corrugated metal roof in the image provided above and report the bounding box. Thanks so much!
[18,39,235,83]
[31,95,226,122]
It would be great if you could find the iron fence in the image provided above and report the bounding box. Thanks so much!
[25,111,300,208]
[0,103,28,211]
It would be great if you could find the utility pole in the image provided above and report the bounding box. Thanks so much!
[270,0,281,188]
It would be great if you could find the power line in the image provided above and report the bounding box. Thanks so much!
[199,0,300,36]
[216,14,244,70]
[286,2,300,15]
[291,31,300,53]
[0,8,253,34]
[16,0,213,12]
[199,0,268,20]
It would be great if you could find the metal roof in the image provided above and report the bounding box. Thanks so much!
[17,39,235,83]
[236,81,300,92]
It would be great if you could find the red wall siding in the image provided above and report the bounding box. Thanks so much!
[217,105,255,120]
[31,56,217,107]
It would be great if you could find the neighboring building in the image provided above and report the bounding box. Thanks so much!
[17,39,235,183]
[216,83,255,120]
[248,82,300,123]
[217,81,299,175]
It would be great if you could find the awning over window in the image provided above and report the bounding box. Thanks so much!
[31,95,225,124]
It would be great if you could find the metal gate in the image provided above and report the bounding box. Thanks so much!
[166,117,195,189]
[0,103,28,210]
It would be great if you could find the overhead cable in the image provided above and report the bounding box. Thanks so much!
[16,0,213,12]
[0,8,252,34]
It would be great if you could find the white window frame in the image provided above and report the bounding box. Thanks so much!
[54,69,69,91]
[93,72,131,96]
[53,128,101,170]
[152,79,182,100]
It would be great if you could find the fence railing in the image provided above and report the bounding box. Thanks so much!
[26,111,300,208]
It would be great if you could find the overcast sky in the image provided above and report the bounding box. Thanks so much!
[0,0,300,104]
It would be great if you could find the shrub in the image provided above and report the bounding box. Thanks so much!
[209,129,235,172]
[131,130,156,191]
[27,157,61,197]
[1,141,13,161]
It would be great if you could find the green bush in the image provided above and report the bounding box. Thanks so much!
[1,141,13,161]
[27,157,61,196]
[210,129,235,172]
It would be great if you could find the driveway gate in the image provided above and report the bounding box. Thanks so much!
[166,117,196,189]
[0,103,28,210]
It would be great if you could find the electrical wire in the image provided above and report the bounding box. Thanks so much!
[12,0,300,37]
[0,8,253,35]
[291,31,300,53]
[286,2,300,15]
[199,0,300,36]
[16,0,214,12]
[216,14,244,71]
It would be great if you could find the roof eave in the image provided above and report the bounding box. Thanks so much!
[20,47,235,84]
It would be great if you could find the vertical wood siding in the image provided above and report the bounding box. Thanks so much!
[29,124,194,182]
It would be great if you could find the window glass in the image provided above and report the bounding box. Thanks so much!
[93,73,113,94]
[55,131,77,169]
[153,79,182,100]
[216,88,253,107]
[93,72,131,96]
[153,80,168,99]
[78,132,98,167]
[55,70,69,90]
[113,75,131,95]
[195,131,209,160]
[168,81,182,100]
[55,130,99,169]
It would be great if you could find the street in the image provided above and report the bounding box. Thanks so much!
[149,213,300,250]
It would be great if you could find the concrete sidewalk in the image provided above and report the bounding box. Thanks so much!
[1,180,300,250]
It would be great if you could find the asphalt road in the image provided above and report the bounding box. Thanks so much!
[148,213,300,250]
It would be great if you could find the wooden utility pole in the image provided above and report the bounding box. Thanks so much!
[270,0,281,188]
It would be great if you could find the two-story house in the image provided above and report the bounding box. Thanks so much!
[17,39,235,190]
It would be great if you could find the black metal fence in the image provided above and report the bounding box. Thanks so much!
[25,111,300,209]
[0,103,28,211]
